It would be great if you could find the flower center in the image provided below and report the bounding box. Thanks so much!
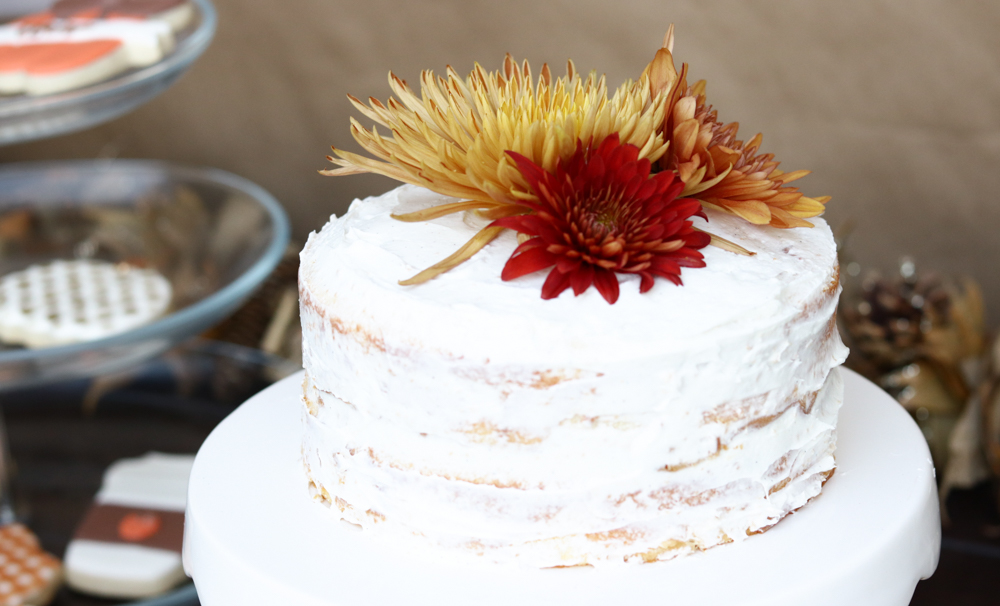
[578,191,629,237]
[593,206,620,232]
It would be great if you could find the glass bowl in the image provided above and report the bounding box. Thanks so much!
[0,159,290,390]
[0,0,217,146]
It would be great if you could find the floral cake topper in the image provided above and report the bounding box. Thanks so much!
[322,25,828,303]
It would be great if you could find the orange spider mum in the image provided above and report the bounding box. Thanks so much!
[642,25,830,228]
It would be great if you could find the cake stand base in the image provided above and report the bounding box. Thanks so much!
[183,369,940,606]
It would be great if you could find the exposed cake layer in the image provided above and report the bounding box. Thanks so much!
[303,369,842,566]
[298,184,848,567]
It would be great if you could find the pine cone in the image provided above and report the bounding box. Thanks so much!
[840,259,986,473]
[841,260,950,373]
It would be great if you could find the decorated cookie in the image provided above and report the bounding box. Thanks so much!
[0,0,192,96]
[0,18,173,95]
[0,259,172,349]
[64,453,194,599]
[0,524,62,606]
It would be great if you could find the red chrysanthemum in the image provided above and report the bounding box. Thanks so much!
[490,134,711,304]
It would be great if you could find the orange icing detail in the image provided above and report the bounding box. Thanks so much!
[0,40,121,75]
[117,512,162,542]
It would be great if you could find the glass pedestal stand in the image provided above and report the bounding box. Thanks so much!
[0,158,288,604]
[0,0,216,146]
[0,6,221,603]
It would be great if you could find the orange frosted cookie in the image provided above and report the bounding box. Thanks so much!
[0,0,190,95]
[0,39,128,95]
[0,524,62,606]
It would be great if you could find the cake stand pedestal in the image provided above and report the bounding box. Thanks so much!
[183,369,940,606]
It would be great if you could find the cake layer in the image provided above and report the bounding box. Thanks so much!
[298,184,848,567]
[303,369,842,566]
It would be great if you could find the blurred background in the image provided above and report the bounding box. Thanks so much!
[2,0,998,323]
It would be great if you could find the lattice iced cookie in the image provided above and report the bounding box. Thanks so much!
[0,524,62,606]
[0,259,172,349]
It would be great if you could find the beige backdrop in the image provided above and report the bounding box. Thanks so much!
[2,0,999,322]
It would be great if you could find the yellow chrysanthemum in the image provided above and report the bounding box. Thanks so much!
[323,55,669,283]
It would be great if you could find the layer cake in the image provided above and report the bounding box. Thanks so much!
[298,184,847,567]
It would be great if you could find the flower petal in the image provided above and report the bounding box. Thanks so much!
[593,267,620,304]
[541,268,572,299]
[399,225,506,285]
[501,245,558,280]
[498,135,710,302]
[639,272,655,293]
[571,263,595,295]
[392,200,501,222]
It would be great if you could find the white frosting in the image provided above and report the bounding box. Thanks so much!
[96,452,194,511]
[299,185,848,567]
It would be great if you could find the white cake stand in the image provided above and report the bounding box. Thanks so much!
[183,369,940,606]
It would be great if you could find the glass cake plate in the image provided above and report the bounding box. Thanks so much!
[0,0,217,146]
[0,159,290,391]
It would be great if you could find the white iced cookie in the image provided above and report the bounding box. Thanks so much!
[64,453,194,599]
[0,18,176,96]
[0,0,195,96]
[0,259,172,349]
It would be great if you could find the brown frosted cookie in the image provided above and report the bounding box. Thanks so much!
[64,453,193,599]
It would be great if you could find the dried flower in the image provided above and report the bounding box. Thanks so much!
[491,135,710,304]
[840,259,988,484]
[322,55,670,284]
[642,26,829,228]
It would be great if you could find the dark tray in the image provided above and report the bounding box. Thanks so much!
[2,339,292,606]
